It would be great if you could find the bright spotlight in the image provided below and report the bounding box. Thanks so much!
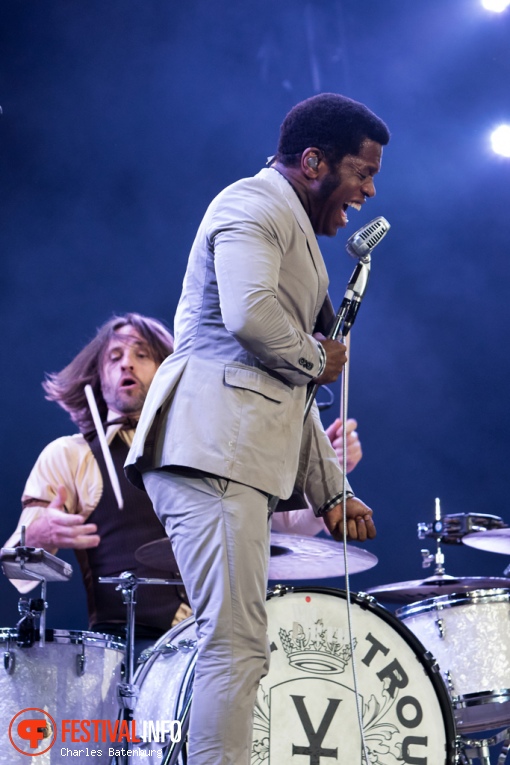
[481,0,510,11]
[491,125,510,157]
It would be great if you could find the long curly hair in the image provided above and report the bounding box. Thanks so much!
[42,313,174,434]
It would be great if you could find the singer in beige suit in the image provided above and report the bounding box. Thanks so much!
[126,93,390,765]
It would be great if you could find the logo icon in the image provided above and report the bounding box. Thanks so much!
[9,708,57,756]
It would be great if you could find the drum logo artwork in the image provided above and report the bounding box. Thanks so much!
[252,590,453,765]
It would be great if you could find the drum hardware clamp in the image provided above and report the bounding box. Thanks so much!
[419,510,507,546]
[459,726,510,765]
[419,498,447,577]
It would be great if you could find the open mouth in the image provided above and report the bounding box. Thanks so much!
[120,376,138,389]
[348,202,362,211]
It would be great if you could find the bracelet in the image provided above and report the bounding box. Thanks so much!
[316,341,326,376]
[317,491,355,517]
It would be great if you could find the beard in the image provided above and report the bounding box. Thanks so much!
[317,169,341,203]
[101,381,148,416]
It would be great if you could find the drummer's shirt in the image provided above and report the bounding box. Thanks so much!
[6,417,134,597]
[5,415,325,603]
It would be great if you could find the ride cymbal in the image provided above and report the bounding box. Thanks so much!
[268,533,377,580]
[366,574,510,604]
[135,533,378,581]
[463,528,510,555]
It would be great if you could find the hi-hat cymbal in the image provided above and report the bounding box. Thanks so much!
[135,534,378,581]
[366,574,510,604]
[1,547,73,582]
[269,533,377,580]
[463,528,510,555]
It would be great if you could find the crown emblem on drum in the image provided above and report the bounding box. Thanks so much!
[279,620,355,675]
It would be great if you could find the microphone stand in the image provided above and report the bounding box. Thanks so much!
[304,256,371,419]
[268,256,371,514]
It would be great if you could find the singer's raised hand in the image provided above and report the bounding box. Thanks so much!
[313,335,348,384]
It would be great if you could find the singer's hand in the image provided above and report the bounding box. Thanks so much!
[313,335,347,385]
[323,496,376,542]
[326,418,363,474]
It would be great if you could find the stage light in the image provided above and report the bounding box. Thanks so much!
[481,0,510,12]
[491,125,510,157]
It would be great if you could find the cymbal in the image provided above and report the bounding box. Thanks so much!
[366,574,510,604]
[135,534,378,581]
[463,528,510,555]
[1,547,73,582]
[269,533,377,580]
[135,539,180,574]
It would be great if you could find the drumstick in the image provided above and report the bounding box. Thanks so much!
[84,384,124,510]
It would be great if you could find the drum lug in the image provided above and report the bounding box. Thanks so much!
[445,669,457,696]
[178,638,197,652]
[137,646,157,663]
[423,650,440,670]
[435,616,446,639]
[267,583,293,599]
[356,591,377,607]
[76,647,86,676]
[3,650,15,674]
[156,643,179,657]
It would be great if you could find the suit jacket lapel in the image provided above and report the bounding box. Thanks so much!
[257,167,329,319]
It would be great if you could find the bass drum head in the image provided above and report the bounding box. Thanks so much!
[255,587,457,765]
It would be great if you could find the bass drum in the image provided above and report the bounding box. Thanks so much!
[130,587,457,764]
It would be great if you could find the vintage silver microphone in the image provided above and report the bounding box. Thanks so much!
[346,215,390,262]
[303,216,390,418]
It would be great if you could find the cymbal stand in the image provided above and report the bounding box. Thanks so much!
[458,727,510,764]
[99,571,139,765]
[117,571,139,709]
[16,527,47,648]
[419,497,446,576]
[100,572,189,765]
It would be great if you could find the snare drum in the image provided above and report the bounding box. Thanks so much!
[0,628,124,763]
[130,588,456,764]
[398,587,510,733]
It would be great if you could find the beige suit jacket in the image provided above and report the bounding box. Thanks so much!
[126,168,351,512]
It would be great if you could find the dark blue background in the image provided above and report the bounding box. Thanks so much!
[1,0,509,631]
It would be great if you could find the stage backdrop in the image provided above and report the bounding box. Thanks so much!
[1,0,509,631]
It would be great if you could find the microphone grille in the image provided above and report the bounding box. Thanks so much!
[346,216,390,259]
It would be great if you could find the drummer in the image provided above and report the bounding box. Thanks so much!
[5,312,362,651]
